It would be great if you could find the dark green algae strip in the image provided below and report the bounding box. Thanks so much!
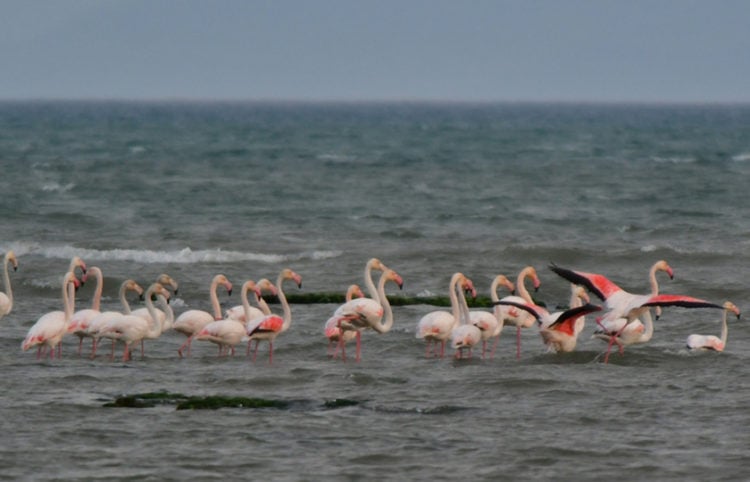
[103,392,360,410]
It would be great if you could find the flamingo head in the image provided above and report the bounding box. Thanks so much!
[242,280,262,299]
[157,273,179,295]
[367,258,387,273]
[283,268,303,289]
[69,256,87,279]
[5,251,18,271]
[220,275,233,296]
[125,280,145,300]
[461,277,477,299]
[257,278,278,297]
[522,266,541,292]
[347,284,366,300]
[385,269,404,290]
[150,282,172,302]
[573,285,590,304]
[724,301,741,319]
[496,275,515,295]
[654,260,674,280]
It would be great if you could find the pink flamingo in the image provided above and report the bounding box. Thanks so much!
[246,268,302,364]
[22,272,80,359]
[97,283,172,362]
[416,272,475,358]
[324,284,366,357]
[172,274,233,357]
[68,266,104,355]
[329,267,403,362]
[496,266,542,359]
[194,280,262,356]
[0,250,18,320]
[686,301,741,352]
[451,276,482,359]
[85,279,144,358]
[550,261,721,362]
[470,274,515,359]
[538,285,591,353]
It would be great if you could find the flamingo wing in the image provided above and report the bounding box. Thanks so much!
[641,294,722,310]
[546,304,602,336]
[549,264,624,302]
[492,300,543,321]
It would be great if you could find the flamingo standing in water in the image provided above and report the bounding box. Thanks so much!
[416,272,474,358]
[85,279,144,358]
[537,285,591,353]
[327,258,389,361]
[22,272,80,359]
[0,250,19,320]
[97,283,172,362]
[172,274,233,357]
[686,301,741,352]
[329,267,403,362]
[324,284,365,358]
[246,268,302,364]
[67,266,104,356]
[550,261,722,362]
[194,280,262,356]
[470,274,515,359]
[451,276,482,359]
[496,266,541,359]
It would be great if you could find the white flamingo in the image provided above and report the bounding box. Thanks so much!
[67,266,104,356]
[246,268,303,364]
[470,274,515,359]
[451,276,482,359]
[172,274,233,357]
[496,266,542,359]
[97,283,172,362]
[329,267,403,362]
[194,280,262,356]
[686,301,741,352]
[416,272,473,358]
[324,284,365,358]
[131,273,178,330]
[22,272,79,359]
[0,250,19,320]
[85,279,144,358]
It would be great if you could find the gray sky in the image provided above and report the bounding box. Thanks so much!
[2,0,749,102]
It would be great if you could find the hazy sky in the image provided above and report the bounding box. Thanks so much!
[2,0,749,102]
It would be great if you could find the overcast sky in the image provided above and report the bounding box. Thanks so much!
[2,0,749,103]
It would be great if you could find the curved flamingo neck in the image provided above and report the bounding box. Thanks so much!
[241,282,254,323]
[88,267,103,311]
[63,274,76,322]
[276,272,293,331]
[516,267,536,304]
[648,262,668,297]
[370,272,391,334]
[448,273,464,328]
[119,282,134,314]
[157,295,173,330]
[720,309,729,346]
[456,281,471,325]
[209,275,223,320]
[640,310,654,342]
[144,285,164,338]
[364,259,382,302]
[2,253,13,313]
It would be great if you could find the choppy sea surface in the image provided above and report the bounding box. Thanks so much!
[1,101,749,480]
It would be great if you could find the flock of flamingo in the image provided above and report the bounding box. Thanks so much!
[0,250,741,364]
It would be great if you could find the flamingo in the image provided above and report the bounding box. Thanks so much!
[451,276,482,359]
[97,283,172,362]
[325,258,389,361]
[85,279,144,358]
[324,284,365,358]
[549,261,722,361]
[131,273,178,330]
[172,274,233,357]
[21,272,80,359]
[68,255,87,282]
[686,301,741,352]
[538,285,591,353]
[329,267,403,362]
[246,268,303,364]
[470,274,515,359]
[67,266,104,356]
[194,280,262,356]
[496,266,542,359]
[416,272,474,358]
[0,250,19,320]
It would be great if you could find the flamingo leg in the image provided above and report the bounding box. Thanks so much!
[490,336,500,359]
[178,336,192,358]
[268,341,274,364]
[77,337,83,356]
[355,331,361,362]
[482,340,488,359]
[440,340,446,358]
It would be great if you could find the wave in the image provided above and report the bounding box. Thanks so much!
[731,152,750,162]
[0,242,342,265]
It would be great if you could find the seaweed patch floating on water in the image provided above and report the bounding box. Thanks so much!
[103,392,361,411]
